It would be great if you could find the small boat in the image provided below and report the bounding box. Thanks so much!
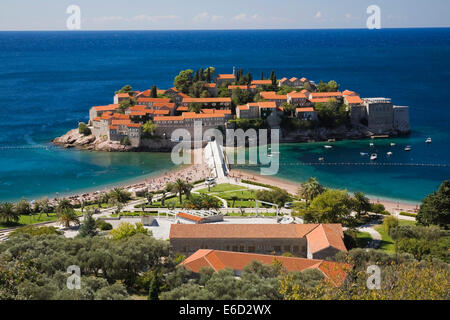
[370,143,374,147]
[390,142,396,146]
[426,137,432,143]
[387,151,393,156]
[370,153,378,160]
[404,146,412,151]
[267,154,273,157]
[360,152,368,156]
[318,157,324,161]
[324,145,333,149]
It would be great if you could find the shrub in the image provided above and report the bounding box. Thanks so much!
[370,203,385,214]
[383,216,399,234]
[78,122,91,136]
[95,219,113,231]
[399,211,417,217]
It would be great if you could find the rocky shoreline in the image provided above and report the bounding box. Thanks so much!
[52,129,135,152]
[52,125,405,152]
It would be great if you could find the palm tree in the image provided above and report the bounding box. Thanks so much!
[298,177,325,203]
[57,208,80,228]
[56,198,72,214]
[109,188,131,204]
[183,183,194,199]
[173,179,186,204]
[146,192,154,205]
[0,202,19,224]
[35,197,51,220]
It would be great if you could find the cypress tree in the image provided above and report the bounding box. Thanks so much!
[260,71,264,80]
[194,70,199,82]
[148,274,160,300]
[206,68,211,83]
[150,86,157,98]
[248,72,253,84]
[200,67,204,81]
[78,211,97,237]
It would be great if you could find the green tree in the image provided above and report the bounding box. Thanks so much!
[110,222,149,240]
[148,273,161,300]
[417,180,450,227]
[189,102,202,113]
[142,120,157,137]
[34,197,52,220]
[299,189,353,224]
[146,192,154,205]
[281,102,296,117]
[0,202,19,224]
[327,80,339,92]
[57,208,80,228]
[78,210,98,237]
[150,85,157,98]
[169,179,186,204]
[174,69,194,93]
[15,198,32,223]
[298,177,325,203]
[108,188,132,204]
[78,122,91,136]
[115,85,133,94]
[352,192,371,219]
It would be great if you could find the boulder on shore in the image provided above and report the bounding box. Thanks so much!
[52,129,134,152]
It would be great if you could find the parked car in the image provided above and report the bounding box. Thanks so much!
[284,202,293,209]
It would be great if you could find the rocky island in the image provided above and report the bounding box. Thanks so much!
[53,67,410,151]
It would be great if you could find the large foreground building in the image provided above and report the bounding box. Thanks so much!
[169,223,347,260]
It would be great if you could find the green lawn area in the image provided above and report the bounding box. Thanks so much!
[226,211,278,217]
[0,211,83,230]
[197,183,261,208]
[197,183,245,193]
[356,231,372,248]
[375,220,416,252]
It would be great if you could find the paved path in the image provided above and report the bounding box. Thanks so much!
[357,220,383,248]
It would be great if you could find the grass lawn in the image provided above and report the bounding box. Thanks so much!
[375,220,416,252]
[226,211,277,217]
[197,183,245,193]
[356,231,372,248]
[0,211,83,230]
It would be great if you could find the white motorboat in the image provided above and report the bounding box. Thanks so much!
[318,157,324,161]
[404,146,412,151]
[426,137,432,143]
[324,145,333,149]
[370,143,374,147]
[267,154,273,157]
[390,142,396,146]
[370,153,378,160]
[387,151,393,156]
[360,152,368,156]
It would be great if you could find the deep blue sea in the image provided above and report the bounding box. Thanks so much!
[0,29,449,202]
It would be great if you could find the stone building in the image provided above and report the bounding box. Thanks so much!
[169,223,347,260]
[393,105,411,134]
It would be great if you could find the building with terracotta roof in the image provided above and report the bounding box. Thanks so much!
[180,249,351,286]
[259,91,288,107]
[136,97,172,109]
[309,92,343,100]
[287,90,311,107]
[89,104,120,121]
[236,101,277,119]
[215,74,236,87]
[250,80,272,88]
[169,223,347,259]
[279,77,308,88]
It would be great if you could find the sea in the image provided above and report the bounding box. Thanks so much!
[0,28,449,202]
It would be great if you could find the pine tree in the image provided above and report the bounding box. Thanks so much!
[199,68,204,81]
[194,70,199,82]
[78,211,97,237]
[247,72,253,84]
[150,86,157,98]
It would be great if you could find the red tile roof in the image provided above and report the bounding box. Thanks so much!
[177,106,189,111]
[182,97,232,103]
[310,92,342,98]
[153,102,175,109]
[204,83,216,88]
[251,80,272,85]
[345,95,363,105]
[180,250,351,286]
[111,119,132,125]
[92,104,119,112]
[288,91,309,98]
[154,116,183,122]
[237,105,249,110]
[228,85,249,90]
[137,97,171,103]
[127,123,141,128]
[296,107,315,112]
[260,91,287,100]
[216,74,235,79]
[170,224,319,239]
[342,90,357,96]
[258,101,277,109]
[177,212,204,223]
[305,224,347,254]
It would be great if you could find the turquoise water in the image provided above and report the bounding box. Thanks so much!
[0,29,449,202]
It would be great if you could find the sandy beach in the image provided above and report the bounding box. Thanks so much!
[229,169,420,214]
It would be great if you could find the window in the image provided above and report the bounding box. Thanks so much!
[284,245,290,252]
[274,246,281,252]
[293,246,299,253]
[248,246,255,253]
[239,245,245,252]
[232,245,238,252]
